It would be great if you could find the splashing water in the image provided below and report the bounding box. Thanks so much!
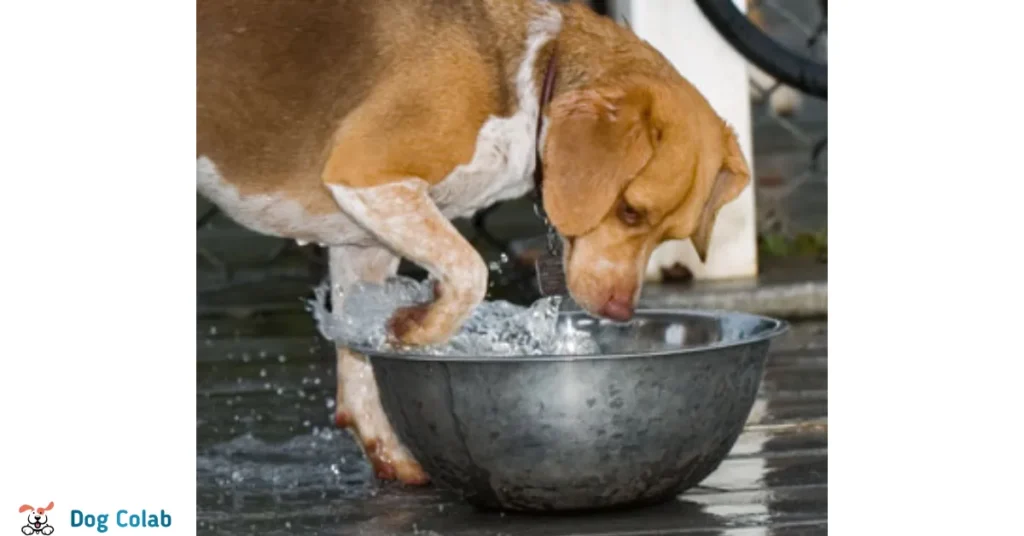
[308,276,600,356]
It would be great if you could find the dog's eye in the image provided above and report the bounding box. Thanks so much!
[617,201,644,227]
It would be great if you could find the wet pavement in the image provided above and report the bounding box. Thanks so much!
[197,300,827,535]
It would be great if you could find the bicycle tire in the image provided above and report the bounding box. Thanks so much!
[695,0,827,99]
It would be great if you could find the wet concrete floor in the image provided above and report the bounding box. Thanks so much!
[197,300,827,535]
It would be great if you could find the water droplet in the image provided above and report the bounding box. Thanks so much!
[325,398,336,409]
[278,355,287,363]
[330,463,340,475]
[241,353,251,363]
[275,387,284,395]
[209,326,218,335]
[313,377,321,385]
[302,420,310,427]
[259,368,267,378]
[231,470,243,482]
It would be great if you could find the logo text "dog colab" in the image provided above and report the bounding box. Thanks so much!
[69,510,172,533]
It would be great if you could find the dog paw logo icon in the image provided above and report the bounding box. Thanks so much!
[18,503,54,535]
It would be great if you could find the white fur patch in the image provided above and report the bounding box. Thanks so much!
[430,6,562,220]
[329,180,448,273]
[196,156,371,246]
[336,346,420,468]
[329,180,488,304]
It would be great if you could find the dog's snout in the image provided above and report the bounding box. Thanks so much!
[598,288,635,322]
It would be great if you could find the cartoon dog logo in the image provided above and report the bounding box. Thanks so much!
[18,503,54,535]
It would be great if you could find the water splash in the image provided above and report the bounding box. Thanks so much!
[309,276,600,356]
[197,430,373,495]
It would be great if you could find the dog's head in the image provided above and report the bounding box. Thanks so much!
[20,502,53,527]
[542,75,750,320]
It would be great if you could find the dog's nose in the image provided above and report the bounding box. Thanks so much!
[599,289,635,322]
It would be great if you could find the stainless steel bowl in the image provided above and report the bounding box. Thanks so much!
[356,309,787,512]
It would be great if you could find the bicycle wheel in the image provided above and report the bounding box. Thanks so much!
[696,0,827,99]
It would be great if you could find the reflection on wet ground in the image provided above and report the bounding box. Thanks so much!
[197,303,827,535]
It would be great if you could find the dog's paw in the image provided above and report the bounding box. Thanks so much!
[387,281,454,346]
[363,438,430,486]
[334,407,354,429]
[22,527,34,536]
[42,527,54,535]
[388,302,432,343]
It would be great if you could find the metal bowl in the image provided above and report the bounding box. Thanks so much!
[358,309,787,512]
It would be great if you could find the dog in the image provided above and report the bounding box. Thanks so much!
[198,0,751,484]
[20,503,54,535]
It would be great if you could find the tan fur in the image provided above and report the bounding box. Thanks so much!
[542,85,656,237]
[197,0,749,484]
[544,69,751,317]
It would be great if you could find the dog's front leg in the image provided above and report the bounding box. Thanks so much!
[328,245,428,485]
[41,526,53,535]
[328,179,488,346]
[21,525,33,536]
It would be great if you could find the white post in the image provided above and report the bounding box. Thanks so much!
[611,0,759,281]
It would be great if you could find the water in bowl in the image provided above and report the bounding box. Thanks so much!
[309,276,601,356]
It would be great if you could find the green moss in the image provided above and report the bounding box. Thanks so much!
[759,229,827,261]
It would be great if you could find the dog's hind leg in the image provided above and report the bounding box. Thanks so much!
[328,245,428,485]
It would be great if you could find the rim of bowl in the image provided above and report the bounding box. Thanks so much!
[347,308,790,363]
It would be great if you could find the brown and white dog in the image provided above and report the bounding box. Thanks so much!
[198,0,750,484]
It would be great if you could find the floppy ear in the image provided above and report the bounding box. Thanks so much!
[19,505,34,513]
[542,87,655,237]
[690,126,751,263]
[41,502,54,512]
